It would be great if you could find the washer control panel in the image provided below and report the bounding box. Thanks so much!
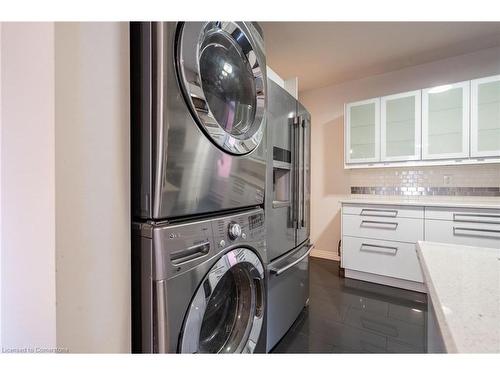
[149,208,265,280]
[213,208,265,248]
[228,222,242,240]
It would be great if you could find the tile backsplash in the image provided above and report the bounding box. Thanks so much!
[349,164,500,196]
[351,186,500,196]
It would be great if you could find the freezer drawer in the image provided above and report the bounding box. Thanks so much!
[266,242,312,352]
[342,236,424,283]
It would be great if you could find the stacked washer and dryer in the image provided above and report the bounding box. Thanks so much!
[130,22,311,354]
[131,22,268,354]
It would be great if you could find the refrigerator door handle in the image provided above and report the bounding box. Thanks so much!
[287,117,294,226]
[297,115,303,230]
[269,244,313,276]
[293,115,300,229]
[290,116,296,228]
[301,117,306,228]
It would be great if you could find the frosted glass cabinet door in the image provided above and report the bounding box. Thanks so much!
[381,90,421,162]
[345,98,380,163]
[422,81,470,160]
[471,75,500,157]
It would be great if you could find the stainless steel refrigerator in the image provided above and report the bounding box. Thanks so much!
[265,78,312,351]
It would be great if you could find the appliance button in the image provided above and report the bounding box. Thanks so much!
[228,222,242,240]
[219,240,226,247]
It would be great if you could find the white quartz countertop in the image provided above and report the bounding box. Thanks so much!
[416,241,500,353]
[340,196,500,209]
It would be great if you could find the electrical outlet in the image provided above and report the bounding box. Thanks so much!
[443,175,452,185]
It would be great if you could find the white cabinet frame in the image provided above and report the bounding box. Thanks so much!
[344,98,380,164]
[422,81,470,160]
[471,74,500,158]
[381,90,421,162]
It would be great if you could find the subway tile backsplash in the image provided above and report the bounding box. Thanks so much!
[351,186,500,196]
[349,164,500,196]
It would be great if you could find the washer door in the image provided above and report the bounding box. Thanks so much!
[180,248,265,353]
[177,22,266,155]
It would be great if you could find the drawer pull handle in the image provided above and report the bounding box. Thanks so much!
[453,226,500,237]
[269,245,313,276]
[170,241,210,264]
[360,243,398,255]
[360,220,399,229]
[360,209,398,217]
[453,213,500,225]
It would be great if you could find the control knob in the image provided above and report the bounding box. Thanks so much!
[228,222,242,240]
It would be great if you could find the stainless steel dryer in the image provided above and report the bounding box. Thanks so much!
[132,208,267,353]
[131,22,267,220]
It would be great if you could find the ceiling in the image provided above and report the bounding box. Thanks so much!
[261,22,500,92]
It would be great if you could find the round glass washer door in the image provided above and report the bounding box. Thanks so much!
[179,248,265,353]
[176,22,266,155]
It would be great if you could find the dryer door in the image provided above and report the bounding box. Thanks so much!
[177,22,266,155]
[179,248,265,353]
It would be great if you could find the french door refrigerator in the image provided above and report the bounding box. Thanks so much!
[265,78,312,351]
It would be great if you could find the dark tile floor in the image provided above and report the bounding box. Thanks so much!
[271,258,428,353]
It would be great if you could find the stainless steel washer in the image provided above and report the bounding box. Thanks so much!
[132,208,267,353]
[131,22,267,220]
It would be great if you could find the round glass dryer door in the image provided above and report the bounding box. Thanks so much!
[179,248,265,353]
[177,22,266,155]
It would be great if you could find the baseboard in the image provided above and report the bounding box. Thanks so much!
[310,248,340,261]
[345,269,427,293]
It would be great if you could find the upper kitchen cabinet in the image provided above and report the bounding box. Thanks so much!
[345,98,380,164]
[471,75,500,158]
[422,81,470,160]
[381,90,421,162]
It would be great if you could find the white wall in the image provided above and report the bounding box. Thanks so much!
[268,65,298,99]
[0,22,3,350]
[300,46,500,258]
[54,22,131,353]
[0,22,130,353]
[267,65,285,87]
[284,77,298,99]
[1,23,57,350]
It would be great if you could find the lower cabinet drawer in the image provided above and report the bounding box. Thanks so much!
[425,219,500,249]
[342,214,424,243]
[343,204,424,219]
[425,207,500,222]
[342,236,423,283]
